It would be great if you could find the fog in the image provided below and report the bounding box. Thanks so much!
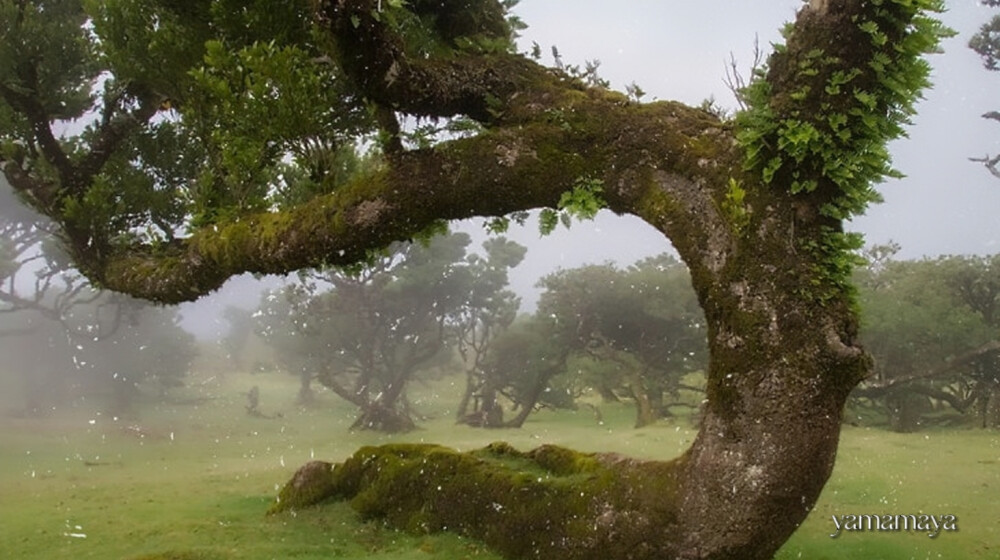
[2,4,999,558]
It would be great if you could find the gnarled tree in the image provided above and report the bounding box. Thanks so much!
[0,0,950,558]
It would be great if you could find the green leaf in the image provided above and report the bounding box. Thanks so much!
[485,217,510,234]
[539,209,559,236]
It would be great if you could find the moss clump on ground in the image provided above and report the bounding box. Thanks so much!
[268,459,337,514]
[271,442,684,559]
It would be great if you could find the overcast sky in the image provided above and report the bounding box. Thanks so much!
[450,0,1000,310]
[4,2,996,336]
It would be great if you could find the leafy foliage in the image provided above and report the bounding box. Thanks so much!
[184,40,369,224]
[257,235,473,430]
[970,1,1000,70]
[736,0,953,297]
[0,0,98,121]
[538,256,706,426]
[969,1,1000,180]
[452,237,526,426]
[538,175,606,235]
[479,255,707,428]
[255,232,526,431]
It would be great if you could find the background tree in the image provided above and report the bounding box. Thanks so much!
[0,1,951,557]
[219,305,254,370]
[970,0,1000,179]
[455,255,707,430]
[255,232,474,432]
[451,237,526,425]
[466,314,572,428]
[851,248,1000,430]
[74,296,197,414]
[0,185,128,414]
[535,256,707,428]
[852,250,993,430]
[253,286,320,406]
[946,255,1000,425]
[0,272,195,416]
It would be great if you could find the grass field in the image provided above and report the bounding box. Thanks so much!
[1,370,997,560]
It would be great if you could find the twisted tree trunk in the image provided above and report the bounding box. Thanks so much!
[3,0,943,557]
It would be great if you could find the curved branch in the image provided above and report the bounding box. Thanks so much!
[0,80,73,185]
[970,154,1000,180]
[84,99,735,304]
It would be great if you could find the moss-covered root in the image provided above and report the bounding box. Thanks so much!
[269,459,336,514]
[270,442,685,559]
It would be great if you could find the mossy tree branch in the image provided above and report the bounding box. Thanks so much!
[89,96,737,304]
[0,0,948,558]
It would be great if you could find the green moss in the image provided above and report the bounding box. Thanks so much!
[273,442,685,559]
[268,460,336,514]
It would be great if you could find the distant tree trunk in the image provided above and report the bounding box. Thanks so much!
[504,363,566,428]
[627,371,658,428]
[455,372,476,420]
[110,378,139,418]
[296,371,314,405]
[887,391,930,433]
[351,402,416,432]
[458,378,506,428]
[317,365,417,433]
[980,382,1000,429]
[352,369,418,432]
[480,385,505,428]
[648,382,665,418]
[596,381,621,403]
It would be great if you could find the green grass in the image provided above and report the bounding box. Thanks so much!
[1,371,997,559]
[775,426,1000,560]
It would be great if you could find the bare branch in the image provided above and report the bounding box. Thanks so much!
[724,35,763,111]
[969,153,1000,180]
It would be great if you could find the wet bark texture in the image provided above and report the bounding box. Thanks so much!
[271,2,874,556]
[5,0,937,558]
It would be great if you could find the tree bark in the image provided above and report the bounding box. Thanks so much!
[4,0,942,557]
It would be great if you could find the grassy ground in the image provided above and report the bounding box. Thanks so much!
[1,370,997,559]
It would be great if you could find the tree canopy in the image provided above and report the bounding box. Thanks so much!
[254,231,525,431]
[0,1,952,558]
[853,248,1000,430]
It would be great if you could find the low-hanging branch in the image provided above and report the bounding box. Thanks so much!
[0,0,951,558]
[92,97,736,304]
